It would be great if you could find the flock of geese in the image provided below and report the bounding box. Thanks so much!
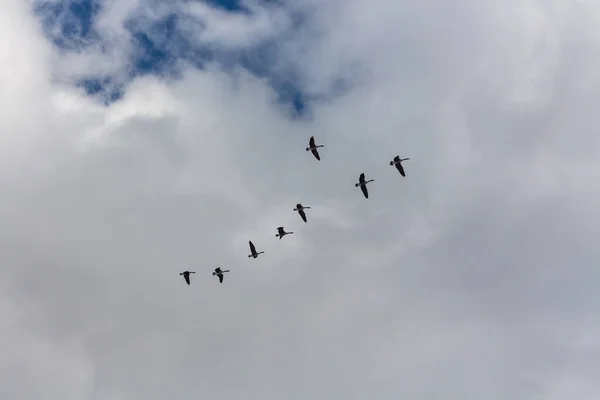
[179,135,410,285]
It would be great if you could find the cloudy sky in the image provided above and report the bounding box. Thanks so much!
[1,0,600,398]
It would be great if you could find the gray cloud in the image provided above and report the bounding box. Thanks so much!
[1,0,600,399]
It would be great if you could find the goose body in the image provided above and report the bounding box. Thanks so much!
[212,267,230,283]
[293,203,311,223]
[390,156,410,177]
[306,136,324,161]
[248,240,264,258]
[276,226,294,239]
[179,271,196,285]
[355,172,374,199]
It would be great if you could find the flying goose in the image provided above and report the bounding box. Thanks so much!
[179,271,196,285]
[248,240,264,258]
[212,267,230,283]
[293,203,311,223]
[276,226,294,239]
[390,156,410,177]
[355,173,374,199]
[306,136,324,161]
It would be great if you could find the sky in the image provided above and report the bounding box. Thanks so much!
[1,0,600,399]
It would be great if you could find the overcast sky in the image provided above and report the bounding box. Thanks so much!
[1,0,600,399]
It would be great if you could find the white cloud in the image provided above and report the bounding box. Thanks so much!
[182,0,294,48]
[1,0,600,399]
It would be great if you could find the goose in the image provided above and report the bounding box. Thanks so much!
[212,267,230,283]
[293,203,311,223]
[276,226,294,239]
[390,156,410,177]
[306,136,324,161]
[248,240,264,258]
[179,271,196,285]
[355,173,374,199]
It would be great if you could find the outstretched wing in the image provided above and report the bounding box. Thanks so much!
[311,148,321,160]
[396,163,406,177]
[215,267,222,274]
[298,209,307,222]
[184,274,190,285]
[309,136,315,147]
[361,184,369,199]
[277,227,284,234]
[218,274,224,283]
[249,241,256,253]
[393,155,400,163]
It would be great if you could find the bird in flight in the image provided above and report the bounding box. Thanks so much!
[179,271,196,285]
[306,136,324,161]
[355,173,374,199]
[390,155,410,177]
[212,267,230,283]
[276,226,294,239]
[248,240,264,259]
[293,203,311,223]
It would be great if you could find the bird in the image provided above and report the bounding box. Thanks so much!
[212,267,230,283]
[179,271,196,285]
[306,136,324,161]
[276,226,294,239]
[293,203,311,223]
[390,156,410,177]
[248,240,264,258]
[355,172,374,199]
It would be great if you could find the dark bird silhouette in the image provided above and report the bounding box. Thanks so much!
[293,203,311,223]
[355,173,374,199]
[179,271,196,285]
[212,267,230,283]
[390,156,410,177]
[306,136,324,161]
[248,240,264,258]
[276,226,294,239]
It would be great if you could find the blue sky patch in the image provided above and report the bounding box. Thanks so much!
[35,0,101,50]
[205,0,245,12]
[33,0,324,117]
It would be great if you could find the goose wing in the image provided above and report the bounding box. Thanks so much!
[393,155,400,163]
[184,274,190,285]
[359,173,365,183]
[309,136,315,147]
[396,162,406,177]
[361,184,369,199]
[249,241,256,254]
[215,267,222,274]
[311,148,321,160]
[298,208,307,222]
[218,273,224,283]
[277,227,284,235]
